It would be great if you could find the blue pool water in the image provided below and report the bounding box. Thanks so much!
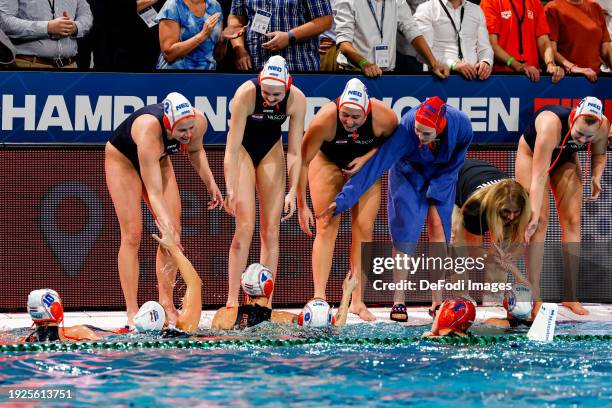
[1,322,611,407]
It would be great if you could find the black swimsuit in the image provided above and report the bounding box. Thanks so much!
[241,79,290,167]
[108,103,180,174]
[320,104,382,170]
[232,304,272,329]
[455,160,509,236]
[522,105,586,172]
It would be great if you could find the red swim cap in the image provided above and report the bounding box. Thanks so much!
[415,96,447,134]
[437,297,476,333]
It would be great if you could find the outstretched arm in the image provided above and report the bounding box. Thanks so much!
[224,82,253,216]
[283,88,307,221]
[187,110,223,209]
[153,220,202,333]
[333,115,418,215]
[334,272,359,327]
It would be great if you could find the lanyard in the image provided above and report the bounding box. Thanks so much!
[366,0,386,41]
[508,0,527,57]
[48,0,56,18]
[438,0,465,60]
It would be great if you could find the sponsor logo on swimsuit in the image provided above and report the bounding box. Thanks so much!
[267,114,286,121]
[527,10,533,19]
[501,10,511,19]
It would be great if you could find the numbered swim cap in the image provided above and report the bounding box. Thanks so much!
[298,298,335,328]
[162,92,195,133]
[337,78,371,114]
[134,301,166,332]
[28,289,64,324]
[437,297,476,332]
[572,96,604,126]
[503,284,534,320]
[415,96,447,134]
[259,55,292,90]
[241,263,274,298]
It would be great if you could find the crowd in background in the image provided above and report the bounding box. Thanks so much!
[0,0,610,81]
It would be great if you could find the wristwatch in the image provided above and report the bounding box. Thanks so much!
[288,31,297,45]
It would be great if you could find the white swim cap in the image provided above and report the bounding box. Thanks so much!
[134,301,166,332]
[259,55,292,89]
[503,284,534,320]
[162,92,195,132]
[298,299,335,328]
[337,78,370,114]
[241,263,274,298]
[574,96,604,124]
[28,289,64,323]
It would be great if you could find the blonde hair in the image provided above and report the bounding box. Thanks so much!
[456,179,531,244]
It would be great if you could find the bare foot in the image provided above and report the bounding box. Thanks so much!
[562,301,589,315]
[349,302,376,321]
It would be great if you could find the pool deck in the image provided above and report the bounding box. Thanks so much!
[2,304,611,331]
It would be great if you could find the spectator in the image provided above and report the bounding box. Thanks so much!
[0,0,92,69]
[228,0,332,71]
[319,0,339,71]
[77,0,112,69]
[414,0,494,80]
[157,0,225,70]
[109,0,166,70]
[545,0,612,81]
[0,26,15,64]
[396,0,429,73]
[480,0,565,82]
[334,0,449,78]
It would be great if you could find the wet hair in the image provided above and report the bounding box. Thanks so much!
[25,324,60,342]
[458,180,531,244]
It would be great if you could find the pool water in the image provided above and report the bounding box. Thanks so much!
[1,323,611,407]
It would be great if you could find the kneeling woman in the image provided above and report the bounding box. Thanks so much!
[212,264,357,330]
[452,160,531,297]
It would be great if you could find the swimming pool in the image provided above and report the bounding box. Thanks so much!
[1,322,611,407]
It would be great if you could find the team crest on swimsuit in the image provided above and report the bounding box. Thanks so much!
[501,10,512,19]
[527,10,534,19]
[251,113,264,121]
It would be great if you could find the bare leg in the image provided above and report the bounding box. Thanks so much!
[550,158,588,315]
[349,180,382,321]
[256,141,285,307]
[105,143,143,326]
[309,153,344,300]
[515,138,548,305]
[226,149,256,307]
[426,204,448,310]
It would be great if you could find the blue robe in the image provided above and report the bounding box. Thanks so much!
[334,104,473,247]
